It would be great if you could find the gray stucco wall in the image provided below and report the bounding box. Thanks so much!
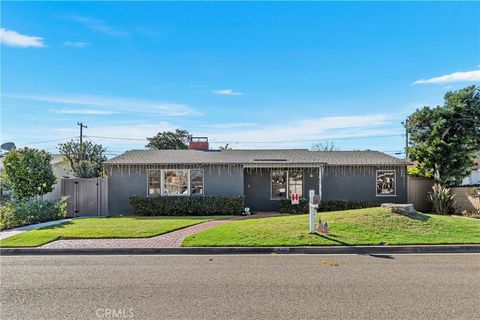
[244,168,319,212]
[107,165,244,215]
[322,166,407,204]
[108,166,149,215]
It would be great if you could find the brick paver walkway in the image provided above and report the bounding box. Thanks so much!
[41,213,278,249]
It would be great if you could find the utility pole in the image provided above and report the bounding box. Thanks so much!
[404,118,409,160]
[77,122,87,161]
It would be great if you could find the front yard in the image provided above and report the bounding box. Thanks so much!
[0,216,228,247]
[182,208,480,247]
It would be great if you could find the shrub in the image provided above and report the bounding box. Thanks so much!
[0,197,68,229]
[428,185,455,214]
[278,199,377,214]
[129,196,245,216]
[3,148,56,199]
[278,199,309,214]
[318,199,378,212]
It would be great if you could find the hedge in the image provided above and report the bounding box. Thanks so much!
[0,197,68,230]
[129,196,245,216]
[278,199,309,214]
[278,199,378,214]
[318,199,378,212]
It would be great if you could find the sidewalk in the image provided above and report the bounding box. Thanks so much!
[0,218,74,240]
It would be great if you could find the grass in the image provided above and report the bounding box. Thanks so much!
[0,216,230,247]
[182,208,480,247]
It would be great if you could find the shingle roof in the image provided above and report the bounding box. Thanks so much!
[105,149,408,166]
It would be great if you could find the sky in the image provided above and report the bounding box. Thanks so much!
[1,1,479,158]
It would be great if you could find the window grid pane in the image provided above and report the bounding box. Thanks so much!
[163,170,189,195]
[190,169,204,195]
[288,171,303,198]
[148,170,161,196]
[271,171,287,199]
[376,170,395,195]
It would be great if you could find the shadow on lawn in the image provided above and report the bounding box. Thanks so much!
[313,233,351,246]
[404,211,431,222]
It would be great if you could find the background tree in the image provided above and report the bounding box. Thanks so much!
[405,85,480,186]
[310,141,338,151]
[146,129,192,150]
[3,148,56,199]
[58,140,107,178]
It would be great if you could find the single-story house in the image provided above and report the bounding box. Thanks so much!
[104,139,409,214]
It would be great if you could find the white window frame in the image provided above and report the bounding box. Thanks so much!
[375,169,396,197]
[147,169,204,196]
[147,169,162,196]
[270,170,304,200]
[288,170,304,199]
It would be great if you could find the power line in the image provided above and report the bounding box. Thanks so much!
[85,133,404,144]
[19,136,78,146]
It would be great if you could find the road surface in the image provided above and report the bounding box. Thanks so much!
[1,254,479,319]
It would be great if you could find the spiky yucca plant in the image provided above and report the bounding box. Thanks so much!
[428,185,456,215]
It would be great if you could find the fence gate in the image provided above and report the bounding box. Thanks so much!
[407,176,434,213]
[61,178,108,217]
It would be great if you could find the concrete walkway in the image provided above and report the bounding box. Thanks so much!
[0,218,74,240]
[41,213,279,249]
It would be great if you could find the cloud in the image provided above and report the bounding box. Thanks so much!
[6,93,202,117]
[202,123,257,129]
[199,114,394,148]
[0,28,46,47]
[71,16,129,37]
[50,108,117,115]
[212,89,243,96]
[413,70,480,84]
[64,41,90,48]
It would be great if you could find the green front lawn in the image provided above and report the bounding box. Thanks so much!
[0,216,229,247]
[182,208,480,247]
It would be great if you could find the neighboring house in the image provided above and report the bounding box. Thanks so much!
[43,154,75,201]
[0,154,74,201]
[462,157,480,186]
[104,139,409,214]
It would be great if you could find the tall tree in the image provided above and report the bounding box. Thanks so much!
[58,140,107,178]
[3,148,56,199]
[311,141,338,151]
[405,85,480,185]
[146,129,192,150]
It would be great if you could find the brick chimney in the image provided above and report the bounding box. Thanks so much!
[188,137,209,151]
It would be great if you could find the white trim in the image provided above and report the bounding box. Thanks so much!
[147,168,205,197]
[269,169,305,200]
[270,170,288,200]
[319,165,323,200]
[375,169,397,197]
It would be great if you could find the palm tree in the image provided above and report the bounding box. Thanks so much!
[219,144,232,150]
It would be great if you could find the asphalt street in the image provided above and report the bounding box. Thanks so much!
[1,254,479,320]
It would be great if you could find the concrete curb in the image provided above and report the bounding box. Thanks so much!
[1,245,480,256]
